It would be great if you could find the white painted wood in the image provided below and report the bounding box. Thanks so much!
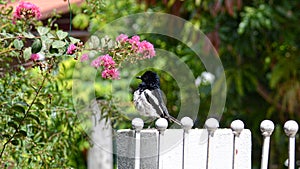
[183,129,208,169]
[260,120,275,169]
[205,118,219,137]
[207,129,234,169]
[155,118,168,135]
[87,101,113,169]
[284,120,299,169]
[135,132,141,169]
[140,130,158,169]
[117,130,135,169]
[115,119,292,169]
[132,118,144,169]
[232,129,252,169]
[159,129,184,169]
[181,117,194,133]
[231,120,245,136]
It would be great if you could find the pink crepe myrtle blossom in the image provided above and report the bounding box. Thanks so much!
[67,44,77,55]
[100,54,115,68]
[128,35,141,51]
[13,2,41,23]
[91,57,102,68]
[101,68,120,79]
[80,53,89,62]
[116,34,128,43]
[138,40,156,58]
[30,53,40,61]
[91,54,116,69]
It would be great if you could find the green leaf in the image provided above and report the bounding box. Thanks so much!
[27,114,40,124]
[35,102,44,110]
[12,117,23,124]
[13,39,24,50]
[88,35,99,49]
[23,47,32,60]
[8,121,18,130]
[2,134,10,138]
[14,101,29,107]
[31,39,42,54]
[18,130,27,137]
[37,27,50,36]
[52,40,66,49]
[47,32,56,39]
[49,46,59,54]
[11,139,19,146]
[56,30,68,40]
[22,32,35,39]
[12,105,26,114]
[69,37,80,44]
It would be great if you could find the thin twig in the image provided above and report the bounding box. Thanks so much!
[0,73,47,159]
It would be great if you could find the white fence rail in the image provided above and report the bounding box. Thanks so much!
[116,117,298,169]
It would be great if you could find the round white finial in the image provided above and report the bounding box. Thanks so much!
[155,118,168,134]
[284,120,299,137]
[260,120,275,137]
[205,118,219,135]
[231,120,245,136]
[181,117,194,133]
[132,118,144,132]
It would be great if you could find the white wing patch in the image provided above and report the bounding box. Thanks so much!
[144,89,164,115]
[133,89,159,117]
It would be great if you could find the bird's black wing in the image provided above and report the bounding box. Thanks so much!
[144,89,182,126]
[143,89,169,118]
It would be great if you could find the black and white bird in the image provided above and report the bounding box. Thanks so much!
[133,71,181,126]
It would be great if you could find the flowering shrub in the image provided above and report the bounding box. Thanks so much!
[0,1,156,167]
[83,34,156,80]
[12,1,41,24]
[0,1,86,167]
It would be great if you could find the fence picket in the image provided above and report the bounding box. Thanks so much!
[231,120,251,169]
[260,120,275,169]
[284,120,299,169]
[116,118,296,169]
[183,129,208,169]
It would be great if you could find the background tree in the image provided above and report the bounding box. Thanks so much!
[72,0,299,168]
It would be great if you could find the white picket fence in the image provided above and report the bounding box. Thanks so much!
[116,117,299,169]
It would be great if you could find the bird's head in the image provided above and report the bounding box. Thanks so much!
[136,71,160,89]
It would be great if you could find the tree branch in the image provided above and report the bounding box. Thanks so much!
[0,73,47,159]
[256,82,284,112]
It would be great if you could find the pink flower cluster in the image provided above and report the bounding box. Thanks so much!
[116,34,156,59]
[30,53,40,61]
[91,54,119,79]
[67,44,77,55]
[13,2,41,23]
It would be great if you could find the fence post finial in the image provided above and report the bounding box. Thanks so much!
[181,117,193,133]
[156,118,168,135]
[231,120,245,136]
[132,118,144,132]
[260,120,274,137]
[205,118,219,136]
[284,120,299,137]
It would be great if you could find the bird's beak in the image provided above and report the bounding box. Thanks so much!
[136,76,141,79]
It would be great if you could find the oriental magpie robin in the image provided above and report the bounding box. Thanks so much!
[133,71,181,126]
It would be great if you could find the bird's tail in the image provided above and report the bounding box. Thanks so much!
[167,115,182,126]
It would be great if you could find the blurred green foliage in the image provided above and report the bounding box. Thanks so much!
[1,0,299,168]
[71,0,300,168]
[135,1,300,168]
